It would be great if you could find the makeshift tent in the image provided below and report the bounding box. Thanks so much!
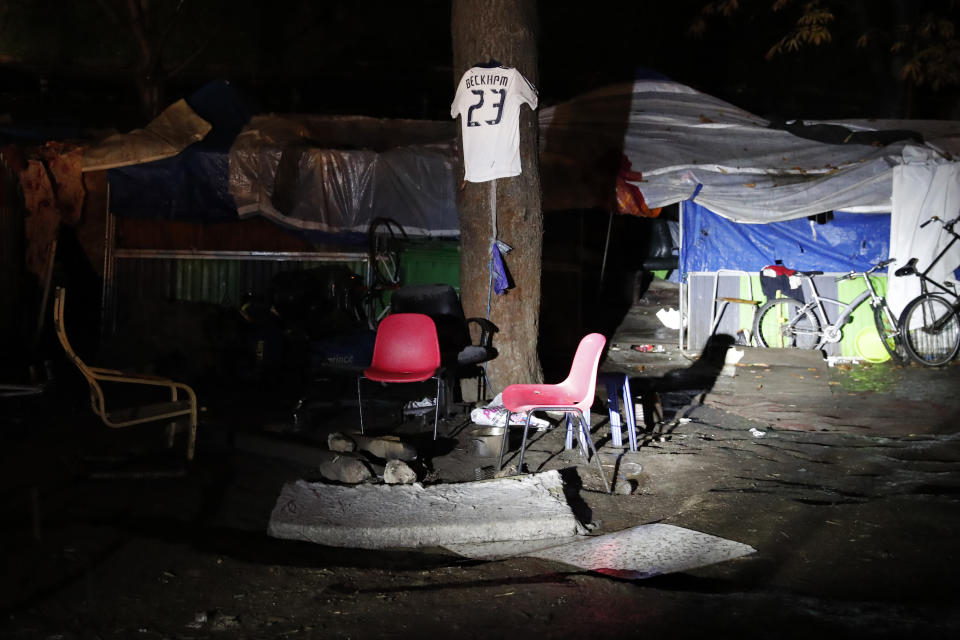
[537,76,960,353]
[91,78,960,355]
[540,76,960,222]
[104,81,460,239]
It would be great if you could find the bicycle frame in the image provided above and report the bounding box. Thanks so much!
[916,235,959,301]
[793,271,889,345]
[896,216,960,334]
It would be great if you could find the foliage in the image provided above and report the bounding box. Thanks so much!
[690,0,960,91]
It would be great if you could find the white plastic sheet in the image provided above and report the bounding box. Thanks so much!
[887,161,960,314]
[229,114,460,236]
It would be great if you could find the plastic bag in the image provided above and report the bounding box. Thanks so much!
[470,392,550,429]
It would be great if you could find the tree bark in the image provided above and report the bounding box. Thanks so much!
[451,0,543,394]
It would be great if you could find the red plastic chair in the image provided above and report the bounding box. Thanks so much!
[496,333,610,492]
[357,313,443,439]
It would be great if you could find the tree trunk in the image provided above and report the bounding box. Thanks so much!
[451,0,543,394]
[134,63,166,121]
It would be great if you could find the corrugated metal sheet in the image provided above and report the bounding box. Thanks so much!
[113,251,368,309]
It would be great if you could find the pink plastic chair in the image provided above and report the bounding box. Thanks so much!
[497,333,610,492]
[358,313,443,438]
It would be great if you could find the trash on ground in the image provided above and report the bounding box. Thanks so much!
[722,348,744,376]
[749,427,766,438]
[267,470,584,549]
[403,397,437,415]
[470,392,550,430]
[656,307,684,330]
[632,344,665,353]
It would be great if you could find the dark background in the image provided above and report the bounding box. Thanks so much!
[1,0,957,132]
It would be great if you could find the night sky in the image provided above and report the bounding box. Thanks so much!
[0,1,957,131]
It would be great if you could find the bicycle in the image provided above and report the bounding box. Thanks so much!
[752,258,904,363]
[360,217,408,329]
[894,215,960,366]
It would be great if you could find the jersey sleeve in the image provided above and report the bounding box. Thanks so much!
[450,70,470,119]
[513,69,538,110]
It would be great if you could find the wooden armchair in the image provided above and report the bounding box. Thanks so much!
[53,288,199,460]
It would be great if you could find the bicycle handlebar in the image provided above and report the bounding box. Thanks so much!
[921,214,960,234]
[836,258,895,282]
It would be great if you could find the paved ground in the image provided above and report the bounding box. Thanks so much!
[3,278,960,638]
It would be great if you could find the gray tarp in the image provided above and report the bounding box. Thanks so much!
[95,78,960,236]
[539,79,960,223]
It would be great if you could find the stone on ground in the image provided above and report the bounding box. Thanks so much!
[383,459,417,484]
[327,431,356,452]
[354,435,417,461]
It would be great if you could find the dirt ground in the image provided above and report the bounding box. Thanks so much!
[3,345,960,639]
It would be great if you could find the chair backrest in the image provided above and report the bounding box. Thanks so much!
[389,284,471,363]
[559,333,607,411]
[53,287,95,382]
[370,313,441,373]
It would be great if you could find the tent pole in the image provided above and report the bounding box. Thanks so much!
[100,181,116,340]
[598,209,613,295]
[34,235,58,344]
[678,203,685,351]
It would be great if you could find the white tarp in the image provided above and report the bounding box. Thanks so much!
[229,114,460,236]
[888,157,960,314]
[539,79,960,223]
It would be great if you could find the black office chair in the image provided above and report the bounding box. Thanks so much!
[389,284,498,410]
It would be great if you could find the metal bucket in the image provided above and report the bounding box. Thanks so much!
[467,426,509,458]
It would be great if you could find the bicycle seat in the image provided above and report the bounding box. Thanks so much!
[895,258,918,277]
[796,270,823,277]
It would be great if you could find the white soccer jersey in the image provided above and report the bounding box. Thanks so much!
[451,65,538,183]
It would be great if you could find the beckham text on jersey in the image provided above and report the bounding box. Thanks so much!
[464,74,510,89]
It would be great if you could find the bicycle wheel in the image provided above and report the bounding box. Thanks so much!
[368,217,406,288]
[872,302,906,364]
[753,298,821,349]
[900,294,960,366]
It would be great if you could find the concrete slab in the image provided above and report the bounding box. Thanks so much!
[267,470,586,549]
[446,523,756,580]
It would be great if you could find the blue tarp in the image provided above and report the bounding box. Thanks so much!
[107,81,254,223]
[680,200,890,275]
[108,147,237,222]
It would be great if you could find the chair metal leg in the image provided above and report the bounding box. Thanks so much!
[357,377,365,434]
[432,376,441,440]
[497,411,511,472]
[186,418,197,461]
[576,409,611,493]
[571,412,592,460]
[516,413,534,475]
[622,377,638,451]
